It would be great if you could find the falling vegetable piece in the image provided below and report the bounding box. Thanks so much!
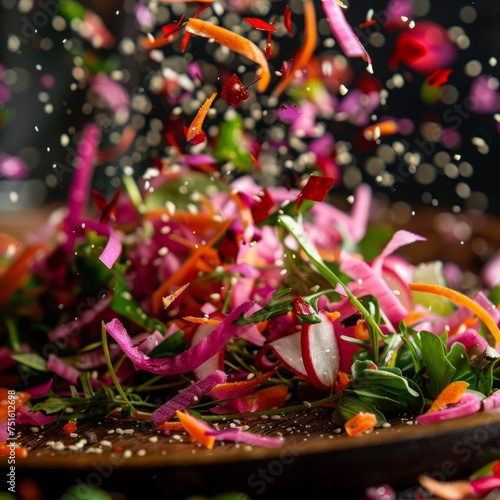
[409,283,500,346]
[426,381,469,414]
[265,19,276,58]
[243,18,277,31]
[427,68,454,87]
[162,282,190,309]
[185,91,217,142]
[321,0,372,71]
[283,4,293,35]
[221,74,250,108]
[363,120,399,141]
[186,18,270,92]
[344,412,377,437]
[272,0,317,97]
[92,187,123,223]
[180,4,210,52]
[161,14,186,38]
[296,174,335,210]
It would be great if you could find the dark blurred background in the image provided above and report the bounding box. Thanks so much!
[1,0,500,215]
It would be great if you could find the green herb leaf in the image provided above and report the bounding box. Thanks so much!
[418,330,456,399]
[10,353,48,372]
[334,365,424,425]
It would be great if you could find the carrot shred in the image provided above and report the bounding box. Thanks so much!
[182,316,222,325]
[186,91,217,142]
[238,384,289,411]
[272,0,317,97]
[403,309,428,326]
[363,120,399,141]
[186,18,270,92]
[353,321,370,341]
[409,282,500,346]
[426,381,469,414]
[334,371,351,392]
[0,244,44,307]
[162,282,191,309]
[0,442,28,458]
[155,421,185,431]
[210,368,278,393]
[344,412,377,437]
[325,311,341,323]
[176,410,215,449]
[448,316,478,336]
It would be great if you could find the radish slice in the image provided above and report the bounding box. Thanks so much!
[267,331,308,380]
[191,322,224,381]
[301,311,340,390]
[416,392,482,425]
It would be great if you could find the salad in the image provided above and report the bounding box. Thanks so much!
[2,0,500,496]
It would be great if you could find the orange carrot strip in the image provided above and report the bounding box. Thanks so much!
[182,316,222,325]
[186,18,270,92]
[325,311,341,323]
[448,316,478,336]
[334,371,351,393]
[363,120,399,141]
[155,421,185,431]
[139,31,181,50]
[272,0,317,97]
[426,381,469,414]
[186,91,217,142]
[403,309,428,326]
[409,283,500,345]
[210,368,278,393]
[163,282,190,309]
[238,384,289,411]
[0,244,43,307]
[353,321,370,341]
[0,442,28,458]
[176,410,215,449]
[344,412,377,437]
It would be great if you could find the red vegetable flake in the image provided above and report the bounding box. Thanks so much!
[491,462,500,477]
[182,125,205,144]
[221,74,250,108]
[92,186,123,223]
[217,229,239,263]
[358,19,377,28]
[162,14,186,38]
[251,188,274,224]
[243,17,277,32]
[63,421,77,435]
[296,175,335,210]
[113,445,123,452]
[389,33,427,69]
[180,4,209,52]
[427,68,453,87]
[283,4,293,35]
[292,296,315,316]
[249,152,261,170]
[266,29,273,58]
